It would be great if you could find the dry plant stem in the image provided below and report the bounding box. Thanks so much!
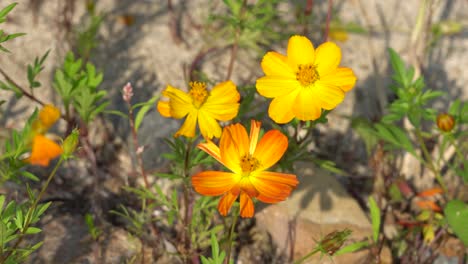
[225,0,247,81]
[0,67,45,106]
[167,0,183,45]
[302,0,314,35]
[323,0,333,42]
[182,139,195,263]
[415,128,447,193]
[0,158,64,262]
[225,211,239,264]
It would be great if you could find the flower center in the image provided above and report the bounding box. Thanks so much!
[240,154,261,173]
[296,64,319,86]
[189,81,209,108]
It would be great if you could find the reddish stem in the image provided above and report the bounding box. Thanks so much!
[324,0,333,42]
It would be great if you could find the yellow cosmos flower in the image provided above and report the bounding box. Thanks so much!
[157,81,240,139]
[256,35,357,123]
[192,120,298,218]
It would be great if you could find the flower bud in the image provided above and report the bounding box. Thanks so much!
[62,129,79,159]
[436,113,455,132]
[122,82,134,103]
[318,228,352,256]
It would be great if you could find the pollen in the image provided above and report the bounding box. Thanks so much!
[240,154,261,173]
[189,81,209,108]
[296,64,319,86]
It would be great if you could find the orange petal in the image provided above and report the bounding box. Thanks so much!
[157,101,171,117]
[26,135,62,167]
[197,111,222,139]
[268,90,299,124]
[251,171,298,203]
[416,200,441,212]
[292,88,322,121]
[218,191,238,216]
[192,171,239,196]
[240,192,255,218]
[287,35,315,66]
[202,81,240,121]
[314,42,341,77]
[220,123,249,173]
[260,51,296,78]
[319,67,357,92]
[38,104,60,129]
[417,188,444,197]
[198,140,222,165]
[175,111,198,138]
[253,130,288,170]
[256,76,300,98]
[249,120,261,155]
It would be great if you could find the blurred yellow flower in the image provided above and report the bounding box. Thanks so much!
[157,81,240,139]
[192,120,298,218]
[32,104,61,134]
[256,35,357,123]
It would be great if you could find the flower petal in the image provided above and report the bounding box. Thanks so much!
[287,35,315,66]
[163,85,194,119]
[251,171,298,203]
[198,140,222,165]
[315,42,341,77]
[313,82,345,110]
[239,192,255,218]
[218,191,238,216]
[198,110,222,139]
[220,123,249,173]
[260,52,296,78]
[292,88,322,121]
[254,130,288,171]
[39,104,60,129]
[192,171,239,196]
[249,120,261,155]
[157,101,171,117]
[268,90,299,124]
[175,111,198,138]
[256,76,300,98]
[202,81,240,121]
[26,135,63,167]
[319,67,356,92]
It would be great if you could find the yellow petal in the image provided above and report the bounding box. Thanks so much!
[157,101,171,117]
[192,171,239,196]
[287,35,315,66]
[292,88,321,121]
[250,171,298,203]
[315,42,341,77]
[198,140,222,165]
[218,191,238,216]
[320,67,357,92]
[239,192,255,218]
[175,111,198,138]
[198,110,222,139]
[260,52,296,78]
[268,90,299,124]
[313,82,345,110]
[253,130,288,171]
[220,123,249,173]
[202,81,240,121]
[249,120,261,155]
[26,135,62,167]
[163,85,194,118]
[256,76,300,98]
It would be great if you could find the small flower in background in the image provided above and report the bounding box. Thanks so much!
[436,113,455,132]
[32,104,60,134]
[157,81,240,139]
[122,82,134,103]
[256,35,357,123]
[26,135,63,166]
[192,120,298,218]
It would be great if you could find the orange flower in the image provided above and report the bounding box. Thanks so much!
[416,200,441,212]
[192,120,298,218]
[32,104,61,134]
[26,135,63,167]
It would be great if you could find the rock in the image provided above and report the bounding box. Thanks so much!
[255,162,392,264]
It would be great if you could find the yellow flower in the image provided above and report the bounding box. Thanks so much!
[256,35,357,123]
[26,134,63,167]
[157,81,240,139]
[192,120,298,218]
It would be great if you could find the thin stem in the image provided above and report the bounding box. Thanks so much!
[0,67,45,106]
[225,0,247,80]
[183,139,194,263]
[293,247,320,264]
[302,0,314,35]
[225,210,239,264]
[0,158,64,262]
[323,0,333,42]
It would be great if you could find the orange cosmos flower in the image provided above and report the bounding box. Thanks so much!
[256,35,357,123]
[32,104,61,134]
[26,134,63,166]
[192,120,298,218]
[157,81,240,139]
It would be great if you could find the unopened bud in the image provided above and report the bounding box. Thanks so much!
[122,82,134,102]
[318,228,352,256]
[436,113,455,132]
[62,129,79,159]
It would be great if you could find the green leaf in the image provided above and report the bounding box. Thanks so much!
[0,3,17,20]
[134,96,158,132]
[368,196,380,242]
[25,227,42,234]
[444,200,468,247]
[334,240,370,256]
[388,48,410,87]
[103,110,127,119]
[21,171,39,181]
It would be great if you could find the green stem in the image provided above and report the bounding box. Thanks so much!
[225,210,239,264]
[183,138,194,263]
[293,247,320,264]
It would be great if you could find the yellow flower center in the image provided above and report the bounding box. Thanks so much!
[296,64,319,86]
[240,154,261,173]
[189,81,209,108]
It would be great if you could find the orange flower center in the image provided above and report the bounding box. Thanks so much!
[296,64,319,86]
[189,81,209,108]
[240,154,261,173]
